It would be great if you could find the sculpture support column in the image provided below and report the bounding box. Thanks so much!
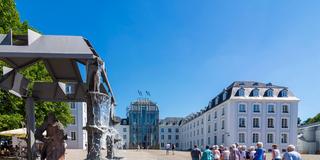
[86,92,110,159]
[86,59,109,159]
[25,97,36,160]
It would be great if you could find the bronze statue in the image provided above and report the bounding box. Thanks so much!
[35,113,66,160]
[93,58,104,93]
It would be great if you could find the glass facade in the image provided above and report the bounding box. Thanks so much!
[128,98,159,149]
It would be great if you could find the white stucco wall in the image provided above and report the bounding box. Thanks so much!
[178,86,299,151]
[65,102,87,149]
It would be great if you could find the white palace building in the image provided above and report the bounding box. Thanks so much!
[65,102,88,149]
[115,81,299,152]
[178,81,299,152]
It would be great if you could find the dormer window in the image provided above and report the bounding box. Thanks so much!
[265,89,273,97]
[238,88,245,96]
[223,91,227,100]
[252,88,259,97]
[279,89,288,97]
[215,97,219,105]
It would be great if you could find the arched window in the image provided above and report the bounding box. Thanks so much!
[252,88,259,97]
[265,89,273,97]
[279,89,288,97]
[238,88,245,96]
[223,91,227,100]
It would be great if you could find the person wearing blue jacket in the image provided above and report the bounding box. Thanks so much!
[201,145,213,160]
[254,142,265,160]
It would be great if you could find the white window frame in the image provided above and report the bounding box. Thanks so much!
[282,104,290,114]
[281,133,288,144]
[252,117,260,128]
[267,103,276,114]
[266,132,274,144]
[223,92,227,100]
[252,89,259,97]
[71,131,76,141]
[238,117,246,128]
[161,143,164,148]
[214,135,217,145]
[238,88,245,97]
[267,117,275,128]
[252,132,259,143]
[70,103,76,110]
[238,132,246,143]
[238,103,247,113]
[221,119,225,130]
[281,118,289,128]
[66,84,74,95]
[222,134,225,143]
[280,90,288,97]
[266,89,273,97]
[215,98,219,105]
[252,103,261,113]
[71,116,76,125]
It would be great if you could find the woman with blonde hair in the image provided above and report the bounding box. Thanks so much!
[271,144,281,160]
[248,146,256,160]
[253,142,265,160]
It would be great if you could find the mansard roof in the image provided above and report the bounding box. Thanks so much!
[180,81,298,125]
[159,117,183,126]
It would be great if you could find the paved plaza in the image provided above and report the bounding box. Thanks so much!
[65,149,319,160]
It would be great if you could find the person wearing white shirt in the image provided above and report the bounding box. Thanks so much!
[272,144,281,160]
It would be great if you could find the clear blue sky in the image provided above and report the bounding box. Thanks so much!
[16,0,320,121]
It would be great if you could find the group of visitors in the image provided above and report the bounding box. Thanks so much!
[165,143,176,155]
[191,142,302,160]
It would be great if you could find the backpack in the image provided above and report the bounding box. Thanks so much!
[246,151,250,159]
[191,149,200,157]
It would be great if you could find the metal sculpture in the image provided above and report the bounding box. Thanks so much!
[35,113,66,160]
[0,29,118,160]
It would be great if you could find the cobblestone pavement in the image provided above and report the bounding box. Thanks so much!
[65,149,319,160]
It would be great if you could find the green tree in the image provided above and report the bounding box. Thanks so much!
[0,0,28,34]
[303,113,320,125]
[0,0,72,131]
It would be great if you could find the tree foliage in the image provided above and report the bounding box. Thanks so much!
[303,113,320,125]
[0,0,28,34]
[0,0,72,131]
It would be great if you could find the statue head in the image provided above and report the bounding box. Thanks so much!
[44,112,57,125]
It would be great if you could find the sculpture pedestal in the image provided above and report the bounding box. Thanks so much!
[86,92,111,160]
